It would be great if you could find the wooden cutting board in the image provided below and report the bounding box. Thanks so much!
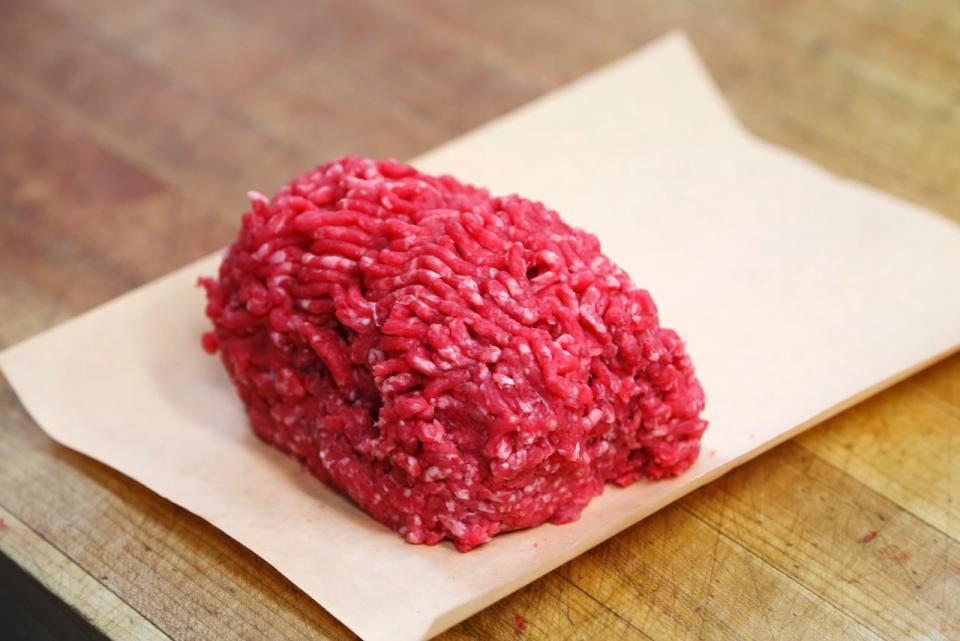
[1,1,958,640]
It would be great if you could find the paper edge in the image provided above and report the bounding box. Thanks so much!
[0,251,223,367]
[413,31,747,170]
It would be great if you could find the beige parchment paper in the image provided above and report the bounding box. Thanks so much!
[3,33,960,641]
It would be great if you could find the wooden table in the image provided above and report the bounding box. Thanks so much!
[2,1,958,639]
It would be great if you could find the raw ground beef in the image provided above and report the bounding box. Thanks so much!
[201,156,706,551]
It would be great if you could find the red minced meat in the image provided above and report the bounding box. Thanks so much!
[201,156,706,551]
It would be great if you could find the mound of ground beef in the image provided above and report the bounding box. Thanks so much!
[201,156,706,551]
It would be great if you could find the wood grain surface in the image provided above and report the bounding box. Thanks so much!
[1,1,958,639]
